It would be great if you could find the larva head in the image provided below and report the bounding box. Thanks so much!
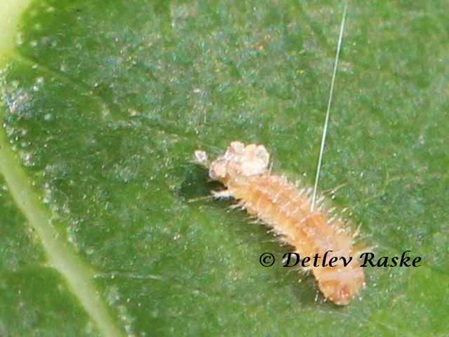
[208,141,270,183]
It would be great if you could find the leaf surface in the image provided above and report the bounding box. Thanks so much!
[1,1,448,336]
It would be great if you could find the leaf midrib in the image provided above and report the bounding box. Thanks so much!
[0,1,125,336]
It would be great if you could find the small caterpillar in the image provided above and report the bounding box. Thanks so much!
[195,141,365,305]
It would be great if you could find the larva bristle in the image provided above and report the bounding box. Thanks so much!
[352,223,363,239]
[316,195,325,205]
[329,206,339,214]
[196,142,366,306]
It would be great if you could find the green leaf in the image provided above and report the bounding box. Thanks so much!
[1,1,448,336]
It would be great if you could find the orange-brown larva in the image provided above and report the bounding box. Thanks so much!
[195,141,365,305]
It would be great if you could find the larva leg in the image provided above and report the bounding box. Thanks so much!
[230,202,246,210]
[187,195,214,203]
[212,190,235,199]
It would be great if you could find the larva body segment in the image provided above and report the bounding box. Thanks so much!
[195,141,365,306]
